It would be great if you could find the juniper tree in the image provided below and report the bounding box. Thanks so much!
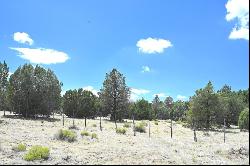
[8,64,62,118]
[0,61,9,116]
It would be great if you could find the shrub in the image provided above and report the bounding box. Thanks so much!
[238,108,249,130]
[81,130,90,137]
[154,120,159,125]
[13,143,26,152]
[135,122,146,133]
[24,146,50,161]
[116,128,127,134]
[123,122,131,128]
[57,129,77,142]
[92,124,97,127]
[91,133,98,139]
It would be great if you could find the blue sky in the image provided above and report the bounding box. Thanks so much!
[0,0,249,101]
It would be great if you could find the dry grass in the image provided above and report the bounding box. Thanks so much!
[0,112,249,165]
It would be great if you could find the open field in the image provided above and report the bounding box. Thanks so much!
[0,111,249,165]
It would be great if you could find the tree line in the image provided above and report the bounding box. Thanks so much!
[0,61,249,130]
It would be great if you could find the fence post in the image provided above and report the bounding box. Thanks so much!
[149,121,151,138]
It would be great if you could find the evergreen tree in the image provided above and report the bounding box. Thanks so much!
[0,61,9,116]
[99,68,130,128]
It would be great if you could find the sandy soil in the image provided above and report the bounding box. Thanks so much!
[0,111,249,165]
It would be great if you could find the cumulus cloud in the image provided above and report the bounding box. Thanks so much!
[153,93,167,98]
[176,95,187,101]
[10,47,70,65]
[83,86,99,96]
[13,32,34,45]
[141,66,151,73]
[136,37,173,54]
[225,0,249,40]
[130,88,150,101]
[7,72,14,79]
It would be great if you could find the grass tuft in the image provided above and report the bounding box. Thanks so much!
[13,143,26,152]
[23,145,49,161]
[135,122,146,133]
[91,133,98,139]
[57,129,77,142]
[81,130,90,137]
[116,127,127,134]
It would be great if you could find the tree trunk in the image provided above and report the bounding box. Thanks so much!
[193,121,197,142]
[114,113,117,129]
[100,116,102,131]
[133,114,136,136]
[171,118,173,138]
[73,108,75,127]
[224,118,226,143]
[63,114,64,126]
[3,110,5,116]
[194,128,197,142]
[85,117,87,128]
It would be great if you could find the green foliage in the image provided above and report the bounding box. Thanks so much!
[91,133,98,139]
[8,64,61,117]
[0,61,9,112]
[123,122,131,128]
[57,129,77,142]
[152,95,161,119]
[132,98,153,120]
[187,83,247,129]
[238,108,249,130]
[135,122,146,133]
[63,89,98,119]
[13,143,26,152]
[81,130,90,137]
[172,100,189,121]
[24,146,50,161]
[116,127,127,134]
[99,68,130,122]
[189,81,220,129]
[92,124,97,127]
[217,86,245,126]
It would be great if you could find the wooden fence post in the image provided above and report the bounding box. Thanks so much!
[149,121,151,138]
[133,114,136,136]
[224,118,226,143]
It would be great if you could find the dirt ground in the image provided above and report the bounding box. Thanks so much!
[0,111,249,165]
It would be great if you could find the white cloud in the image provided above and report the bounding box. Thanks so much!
[7,72,14,79]
[10,47,70,65]
[225,0,249,40]
[61,90,66,96]
[83,86,99,96]
[141,66,151,73]
[131,88,150,95]
[153,93,167,98]
[136,37,173,54]
[176,95,187,101]
[130,88,150,101]
[13,32,34,45]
